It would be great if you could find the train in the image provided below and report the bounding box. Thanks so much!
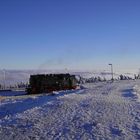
[27,74,77,94]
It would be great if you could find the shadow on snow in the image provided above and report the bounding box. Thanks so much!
[121,89,135,98]
[0,89,84,119]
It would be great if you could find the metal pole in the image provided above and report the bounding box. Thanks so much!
[109,64,114,81]
[3,69,6,90]
[111,64,113,80]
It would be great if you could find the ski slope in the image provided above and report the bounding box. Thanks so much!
[0,80,140,140]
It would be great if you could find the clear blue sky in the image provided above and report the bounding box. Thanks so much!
[0,0,140,71]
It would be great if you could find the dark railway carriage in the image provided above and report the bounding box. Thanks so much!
[27,74,77,94]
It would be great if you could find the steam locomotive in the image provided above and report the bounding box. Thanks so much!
[27,74,77,94]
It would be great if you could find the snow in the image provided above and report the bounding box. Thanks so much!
[133,85,140,102]
[0,91,26,97]
[0,69,136,86]
[0,80,140,140]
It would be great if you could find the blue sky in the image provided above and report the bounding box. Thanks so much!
[0,0,140,71]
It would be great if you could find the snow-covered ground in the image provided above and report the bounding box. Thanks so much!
[0,80,140,140]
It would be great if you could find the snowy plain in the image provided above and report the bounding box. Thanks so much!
[0,69,135,86]
[0,80,140,140]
